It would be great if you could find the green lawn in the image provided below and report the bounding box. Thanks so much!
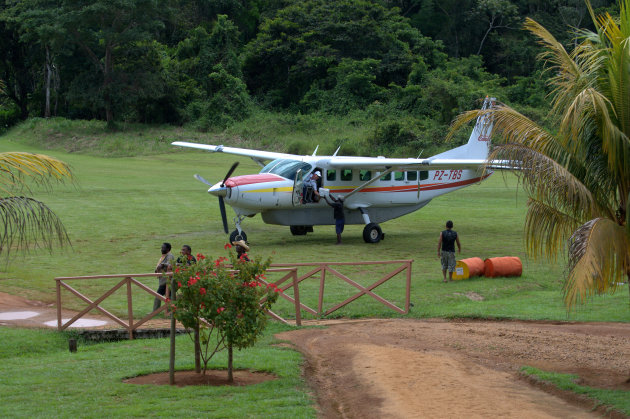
[0,137,627,322]
[0,324,315,418]
[1,128,629,417]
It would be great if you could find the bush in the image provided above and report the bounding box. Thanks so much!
[171,245,279,382]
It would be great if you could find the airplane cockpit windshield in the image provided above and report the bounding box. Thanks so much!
[260,159,312,180]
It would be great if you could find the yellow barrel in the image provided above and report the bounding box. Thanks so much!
[452,257,485,280]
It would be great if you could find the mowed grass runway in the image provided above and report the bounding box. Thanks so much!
[0,138,628,322]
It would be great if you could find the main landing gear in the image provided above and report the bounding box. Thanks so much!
[360,208,384,243]
[290,225,314,236]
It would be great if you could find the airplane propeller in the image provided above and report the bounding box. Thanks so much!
[194,161,239,234]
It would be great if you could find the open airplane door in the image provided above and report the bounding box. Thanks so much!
[292,169,304,206]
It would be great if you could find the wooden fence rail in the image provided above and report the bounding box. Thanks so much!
[55,268,301,339]
[268,260,413,317]
[55,260,411,339]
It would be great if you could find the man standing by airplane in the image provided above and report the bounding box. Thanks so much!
[324,194,345,244]
[437,220,461,282]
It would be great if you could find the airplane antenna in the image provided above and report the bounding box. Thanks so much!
[332,146,341,157]
[312,145,319,156]
[416,149,424,159]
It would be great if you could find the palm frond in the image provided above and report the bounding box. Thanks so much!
[0,152,73,194]
[564,217,629,308]
[491,144,600,222]
[525,198,582,260]
[0,196,71,257]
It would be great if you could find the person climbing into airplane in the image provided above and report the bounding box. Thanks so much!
[302,170,321,203]
[324,194,345,244]
[437,220,461,283]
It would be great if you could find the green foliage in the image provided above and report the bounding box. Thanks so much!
[0,102,20,133]
[243,0,442,108]
[172,246,279,375]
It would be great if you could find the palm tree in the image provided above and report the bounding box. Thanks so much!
[0,151,73,256]
[449,1,629,308]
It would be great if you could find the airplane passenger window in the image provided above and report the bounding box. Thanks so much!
[407,171,418,181]
[327,169,336,181]
[394,171,404,181]
[341,169,353,181]
[360,170,372,181]
[380,172,391,181]
[420,171,429,180]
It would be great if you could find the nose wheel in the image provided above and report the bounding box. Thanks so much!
[363,223,383,243]
[229,230,247,243]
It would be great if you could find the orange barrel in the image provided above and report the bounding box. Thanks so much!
[452,257,485,280]
[483,257,522,278]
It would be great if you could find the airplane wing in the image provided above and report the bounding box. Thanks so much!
[172,141,296,161]
[318,156,498,171]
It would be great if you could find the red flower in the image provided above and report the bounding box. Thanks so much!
[175,267,181,273]
[187,254,193,261]
[224,243,232,249]
[199,287,206,295]
[239,253,248,261]
[217,307,225,314]
[196,253,206,260]
[165,298,171,303]
[177,281,182,288]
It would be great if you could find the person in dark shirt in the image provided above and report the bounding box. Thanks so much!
[437,220,461,282]
[324,194,345,244]
[177,244,197,266]
[232,240,251,261]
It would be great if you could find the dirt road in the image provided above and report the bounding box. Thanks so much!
[277,319,630,418]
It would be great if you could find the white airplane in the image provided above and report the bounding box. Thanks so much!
[173,97,496,243]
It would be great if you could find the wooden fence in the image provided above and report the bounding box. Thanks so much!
[268,260,412,317]
[54,260,412,338]
[55,268,300,339]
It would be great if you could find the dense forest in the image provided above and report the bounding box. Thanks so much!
[0,0,619,153]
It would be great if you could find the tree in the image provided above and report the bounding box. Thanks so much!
[0,151,73,257]
[171,247,279,382]
[243,0,442,107]
[449,1,629,308]
[5,0,167,123]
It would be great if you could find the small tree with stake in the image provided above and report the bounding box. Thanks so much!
[171,244,279,382]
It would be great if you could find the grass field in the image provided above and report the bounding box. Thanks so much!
[0,324,316,418]
[0,134,627,322]
[1,123,629,417]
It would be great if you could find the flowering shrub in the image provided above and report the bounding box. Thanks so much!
[171,244,279,380]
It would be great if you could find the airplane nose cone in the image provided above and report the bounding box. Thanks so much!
[208,183,228,198]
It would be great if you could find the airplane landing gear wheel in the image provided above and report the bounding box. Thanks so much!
[363,223,383,243]
[290,226,307,236]
[229,230,247,243]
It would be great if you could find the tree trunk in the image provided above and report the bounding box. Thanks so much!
[227,343,233,383]
[169,278,177,385]
[194,324,201,373]
[103,45,113,123]
[44,46,51,118]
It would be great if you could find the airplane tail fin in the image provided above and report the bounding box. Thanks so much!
[432,97,495,160]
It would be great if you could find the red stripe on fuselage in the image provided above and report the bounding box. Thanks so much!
[330,174,490,193]
[225,174,285,187]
